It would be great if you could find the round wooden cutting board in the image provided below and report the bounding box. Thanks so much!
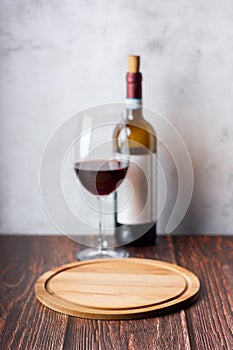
[35,258,200,320]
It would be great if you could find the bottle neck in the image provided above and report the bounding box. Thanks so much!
[126,72,143,120]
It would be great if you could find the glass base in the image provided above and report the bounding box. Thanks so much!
[76,247,129,261]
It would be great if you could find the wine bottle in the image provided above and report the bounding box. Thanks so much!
[114,55,157,246]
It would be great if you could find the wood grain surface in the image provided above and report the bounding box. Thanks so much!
[0,235,233,350]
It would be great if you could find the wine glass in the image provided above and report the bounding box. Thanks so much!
[74,112,130,260]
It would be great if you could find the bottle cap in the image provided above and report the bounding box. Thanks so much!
[128,55,140,73]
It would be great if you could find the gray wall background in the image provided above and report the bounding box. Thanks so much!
[1,0,233,235]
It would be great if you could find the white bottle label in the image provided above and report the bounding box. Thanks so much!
[117,153,157,224]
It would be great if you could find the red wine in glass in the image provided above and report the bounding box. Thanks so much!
[74,160,129,196]
[74,112,130,260]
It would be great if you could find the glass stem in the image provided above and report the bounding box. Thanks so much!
[97,196,105,250]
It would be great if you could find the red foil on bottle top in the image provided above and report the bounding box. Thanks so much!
[127,72,142,99]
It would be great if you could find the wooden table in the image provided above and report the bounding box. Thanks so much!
[0,235,232,350]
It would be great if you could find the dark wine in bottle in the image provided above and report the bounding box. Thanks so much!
[114,55,157,246]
